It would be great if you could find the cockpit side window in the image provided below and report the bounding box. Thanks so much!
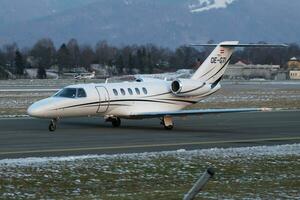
[54,88,77,98]
[77,88,87,98]
[52,89,62,97]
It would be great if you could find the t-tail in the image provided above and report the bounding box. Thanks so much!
[191,41,237,84]
[191,41,287,84]
[169,41,286,98]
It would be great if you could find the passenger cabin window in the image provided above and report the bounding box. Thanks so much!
[77,88,87,98]
[142,87,148,95]
[113,89,118,96]
[135,88,140,95]
[120,88,126,95]
[128,88,133,95]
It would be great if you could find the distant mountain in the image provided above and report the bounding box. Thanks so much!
[0,0,299,48]
[0,0,97,24]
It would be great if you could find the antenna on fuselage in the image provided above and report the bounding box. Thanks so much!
[105,78,108,84]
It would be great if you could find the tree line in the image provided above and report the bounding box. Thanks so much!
[0,38,299,79]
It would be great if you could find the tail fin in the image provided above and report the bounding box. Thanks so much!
[191,41,287,83]
[191,41,238,83]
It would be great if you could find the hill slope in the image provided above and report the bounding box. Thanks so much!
[0,0,298,47]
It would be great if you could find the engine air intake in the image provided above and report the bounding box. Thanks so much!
[171,80,182,93]
[170,79,216,97]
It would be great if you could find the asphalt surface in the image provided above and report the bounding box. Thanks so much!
[0,111,299,159]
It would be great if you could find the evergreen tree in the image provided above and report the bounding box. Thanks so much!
[0,50,5,66]
[57,43,71,74]
[136,49,144,73]
[128,53,134,74]
[15,50,25,75]
[37,66,47,79]
[116,55,124,74]
[146,52,153,74]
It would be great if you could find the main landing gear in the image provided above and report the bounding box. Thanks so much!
[106,117,121,127]
[161,116,174,130]
[49,118,58,132]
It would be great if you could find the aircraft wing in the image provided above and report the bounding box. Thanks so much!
[129,108,272,118]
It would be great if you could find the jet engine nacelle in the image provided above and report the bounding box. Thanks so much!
[170,79,212,97]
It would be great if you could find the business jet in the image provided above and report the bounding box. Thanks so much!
[27,41,284,131]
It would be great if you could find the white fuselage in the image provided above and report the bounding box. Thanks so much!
[27,41,280,131]
[27,79,220,119]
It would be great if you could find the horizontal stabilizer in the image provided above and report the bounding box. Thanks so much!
[190,41,287,81]
[190,43,288,48]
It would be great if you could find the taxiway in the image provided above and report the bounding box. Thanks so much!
[0,111,299,159]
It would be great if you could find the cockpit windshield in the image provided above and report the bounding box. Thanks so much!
[54,88,87,98]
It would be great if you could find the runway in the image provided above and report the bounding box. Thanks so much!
[0,111,299,159]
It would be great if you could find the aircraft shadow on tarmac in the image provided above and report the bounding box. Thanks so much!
[56,119,239,135]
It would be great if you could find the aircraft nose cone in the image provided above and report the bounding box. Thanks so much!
[27,105,40,117]
[27,97,58,118]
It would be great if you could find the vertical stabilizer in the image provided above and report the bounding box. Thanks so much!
[191,41,238,83]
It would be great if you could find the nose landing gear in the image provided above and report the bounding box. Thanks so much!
[49,118,58,132]
[161,116,174,130]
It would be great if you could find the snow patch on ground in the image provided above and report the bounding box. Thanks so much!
[0,115,29,118]
[0,144,299,167]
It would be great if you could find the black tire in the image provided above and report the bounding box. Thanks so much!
[112,118,121,127]
[48,123,56,132]
[164,125,173,130]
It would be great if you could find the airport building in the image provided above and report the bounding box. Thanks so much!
[224,61,281,80]
[287,57,300,80]
[290,70,300,80]
[287,57,300,69]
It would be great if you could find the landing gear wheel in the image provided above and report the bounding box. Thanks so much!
[111,117,121,127]
[161,116,174,130]
[48,119,57,132]
[164,125,174,130]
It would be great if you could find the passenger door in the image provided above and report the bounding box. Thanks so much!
[95,86,110,113]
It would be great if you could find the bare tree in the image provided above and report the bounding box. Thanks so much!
[3,43,18,69]
[67,38,80,68]
[30,38,56,68]
[95,40,117,66]
[79,45,95,71]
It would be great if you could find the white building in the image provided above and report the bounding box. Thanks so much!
[290,70,300,80]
